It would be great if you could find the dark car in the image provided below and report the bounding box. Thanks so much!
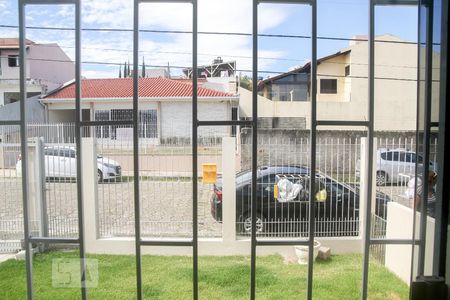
[210,166,390,236]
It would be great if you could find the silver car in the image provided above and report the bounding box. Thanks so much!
[16,146,121,182]
[357,148,436,186]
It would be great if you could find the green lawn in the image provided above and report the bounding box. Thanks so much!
[0,252,408,300]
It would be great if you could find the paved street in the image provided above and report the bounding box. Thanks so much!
[1,177,222,242]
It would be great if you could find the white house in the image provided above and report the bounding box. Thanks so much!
[0,38,75,107]
[242,34,440,131]
[41,77,239,142]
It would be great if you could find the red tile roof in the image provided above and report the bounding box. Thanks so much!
[0,38,34,49]
[45,77,234,99]
[174,78,207,85]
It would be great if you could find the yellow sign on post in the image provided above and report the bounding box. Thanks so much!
[202,163,217,184]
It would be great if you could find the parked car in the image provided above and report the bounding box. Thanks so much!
[16,146,121,182]
[356,148,437,186]
[210,165,390,235]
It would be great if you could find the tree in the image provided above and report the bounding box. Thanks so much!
[124,61,128,78]
[142,57,146,78]
[239,74,252,91]
[119,64,122,78]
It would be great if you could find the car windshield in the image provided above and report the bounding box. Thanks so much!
[236,170,253,184]
[235,168,266,184]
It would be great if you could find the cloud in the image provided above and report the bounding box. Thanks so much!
[82,68,118,79]
[81,0,290,33]
[1,0,292,78]
[78,0,291,77]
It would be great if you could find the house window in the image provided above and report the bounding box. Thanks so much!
[8,55,19,67]
[320,79,337,94]
[139,110,158,138]
[345,65,350,76]
[94,110,110,138]
[95,109,157,139]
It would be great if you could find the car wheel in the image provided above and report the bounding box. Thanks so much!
[97,170,103,183]
[376,171,388,186]
[241,212,265,235]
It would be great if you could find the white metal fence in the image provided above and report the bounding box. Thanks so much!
[0,123,439,252]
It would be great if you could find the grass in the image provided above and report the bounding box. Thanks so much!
[0,252,408,300]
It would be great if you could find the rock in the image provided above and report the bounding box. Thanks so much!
[282,248,300,265]
[283,253,299,265]
[15,248,38,261]
[317,246,331,260]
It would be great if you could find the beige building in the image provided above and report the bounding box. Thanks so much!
[0,38,75,107]
[241,34,439,131]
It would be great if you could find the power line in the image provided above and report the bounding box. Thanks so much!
[0,35,426,70]
[0,24,430,46]
[19,41,309,63]
[0,55,423,82]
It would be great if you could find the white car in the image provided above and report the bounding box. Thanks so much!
[356,148,436,186]
[16,146,121,182]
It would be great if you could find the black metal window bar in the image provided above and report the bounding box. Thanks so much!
[11,0,441,299]
[15,1,87,300]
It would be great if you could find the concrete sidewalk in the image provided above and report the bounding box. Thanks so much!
[0,253,15,264]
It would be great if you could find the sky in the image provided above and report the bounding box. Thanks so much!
[0,0,418,79]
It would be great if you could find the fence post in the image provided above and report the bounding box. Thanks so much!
[359,137,377,249]
[222,137,236,242]
[82,137,99,250]
[36,137,47,238]
[25,137,45,238]
[0,141,4,169]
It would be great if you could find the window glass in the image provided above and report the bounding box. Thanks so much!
[405,153,414,163]
[258,174,276,185]
[236,170,252,185]
[94,110,110,138]
[68,149,76,158]
[8,55,19,67]
[56,149,75,158]
[382,151,394,161]
[345,65,350,76]
[392,152,400,161]
[44,148,56,156]
[320,79,337,94]
[327,180,343,194]
[416,154,424,163]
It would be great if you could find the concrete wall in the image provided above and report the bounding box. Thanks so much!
[385,202,435,285]
[0,48,30,79]
[317,52,351,102]
[0,43,74,106]
[45,99,235,140]
[28,44,74,92]
[239,129,418,171]
[239,87,310,120]
[81,137,363,256]
[203,77,237,94]
[47,109,77,123]
[0,98,45,122]
[0,44,74,91]
[0,82,42,106]
[160,101,231,139]
[349,35,418,131]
